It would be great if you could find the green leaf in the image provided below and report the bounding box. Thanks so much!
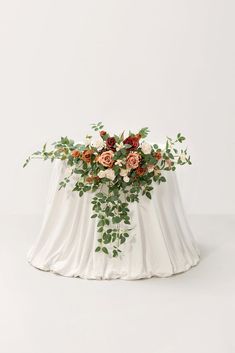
[95,246,101,252]
[113,216,121,223]
[102,247,109,254]
[139,127,150,138]
[113,250,118,257]
[120,235,126,244]
[103,233,111,244]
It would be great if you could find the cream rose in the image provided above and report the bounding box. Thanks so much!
[105,168,115,181]
[97,170,106,178]
[120,168,129,177]
[92,139,105,151]
[141,142,152,155]
[123,176,130,183]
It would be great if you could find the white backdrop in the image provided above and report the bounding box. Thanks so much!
[0,0,234,215]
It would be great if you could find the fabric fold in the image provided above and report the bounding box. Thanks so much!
[28,160,200,280]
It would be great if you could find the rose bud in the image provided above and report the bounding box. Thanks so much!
[155,151,162,160]
[86,176,94,183]
[71,150,80,158]
[100,130,107,137]
[135,133,142,140]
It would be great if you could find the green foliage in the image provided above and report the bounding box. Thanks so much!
[91,122,104,131]
[23,122,192,257]
[139,127,150,138]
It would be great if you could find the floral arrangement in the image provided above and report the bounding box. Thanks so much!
[24,122,191,257]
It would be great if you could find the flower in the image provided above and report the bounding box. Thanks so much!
[147,164,155,173]
[98,150,114,168]
[136,166,147,176]
[81,149,94,163]
[180,152,187,163]
[115,159,123,167]
[141,142,152,154]
[86,176,95,183]
[97,169,115,181]
[165,159,172,168]
[123,136,140,150]
[155,151,162,160]
[85,136,92,146]
[92,139,105,151]
[71,150,80,158]
[126,152,141,169]
[106,137,116,150]
[116,142,124,151]
[120,168,129,177]
[154,168,161,176]
[123,176,130,183]
[97,170,106,178]
[100,130,107,137]
[105,168,115,181]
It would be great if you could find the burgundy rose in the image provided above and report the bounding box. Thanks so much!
[106,137,116,150]
[123,136,140,150]
[136,166,147,176]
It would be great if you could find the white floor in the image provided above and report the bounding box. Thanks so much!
[0,215,235,353]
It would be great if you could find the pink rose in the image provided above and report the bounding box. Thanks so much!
[126,152,141,169]
[98,150,114,168]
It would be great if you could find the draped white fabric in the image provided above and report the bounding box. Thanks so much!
[28,160,200,280]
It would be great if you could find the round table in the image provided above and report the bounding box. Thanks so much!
[28,160,200,280]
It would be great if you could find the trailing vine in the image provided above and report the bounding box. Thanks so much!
[24,122,191,257]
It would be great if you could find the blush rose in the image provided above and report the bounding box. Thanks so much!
[98,150,114,168]
[126,152,141,169]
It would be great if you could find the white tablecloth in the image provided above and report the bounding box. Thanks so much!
[28,160,200,280]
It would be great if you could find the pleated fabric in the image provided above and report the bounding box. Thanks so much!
[27,160,200,280]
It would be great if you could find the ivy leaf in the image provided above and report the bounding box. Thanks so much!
[113,250,118,257]
[102,247,109,254]
[120,235,126,244]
